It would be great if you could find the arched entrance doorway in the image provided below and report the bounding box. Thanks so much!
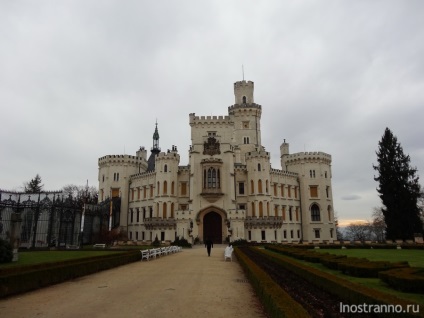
[203,211,222,244]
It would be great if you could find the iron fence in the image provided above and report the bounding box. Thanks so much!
[0,190,120,248]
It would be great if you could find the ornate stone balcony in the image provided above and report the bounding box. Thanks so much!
[244,216,283,229]
[144,217,176,230]
[200,188,224,203]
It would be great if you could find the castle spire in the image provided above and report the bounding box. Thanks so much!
[152,120,160,150]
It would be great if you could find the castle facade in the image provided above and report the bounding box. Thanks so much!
[98,80,336,244]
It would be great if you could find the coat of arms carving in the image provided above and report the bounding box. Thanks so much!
[203,137,221,156]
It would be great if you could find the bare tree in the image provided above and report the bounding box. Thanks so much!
[345,222,373,242]
[333,211,344,240]
[371,206,386,242]
[62,183,98,204]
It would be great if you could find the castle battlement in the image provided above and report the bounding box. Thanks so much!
[270,168,299,178]
[130,170,157,180]
[189,113,232,125]
[228,103,262,114]
[98,154,142,166]
[178,165,190,172]
[156,152,180,160]
[246,150,270,160]
[284,152,332,164]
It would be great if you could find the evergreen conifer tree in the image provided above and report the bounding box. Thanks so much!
[24,174,44,193]
[373,128,422,240]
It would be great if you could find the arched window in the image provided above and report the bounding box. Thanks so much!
[208,167,216,188]
[251,202,256,217]
[311,204,321,221]
[259,201,263,217]
[327,205,332,221]
[267,202,270,216]
[242,96,247,104]
[171,203,174,218]
[157,182,160,195]
[258,163,261,171]
[171,181,175,195]
[250,180,254,194]
[258,179,263,193]
[163,202,167,218]
[164,164,168,172]
[163,181,167,194]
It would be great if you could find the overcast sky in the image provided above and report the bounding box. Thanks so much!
[1,1,423,225]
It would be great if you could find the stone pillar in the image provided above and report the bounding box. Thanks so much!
[10,212,22,262]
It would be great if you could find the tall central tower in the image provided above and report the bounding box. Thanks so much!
[228,80,262,161]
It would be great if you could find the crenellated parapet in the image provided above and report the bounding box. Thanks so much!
[130,170,156,180]
[156,151,180,162]
[228,103,262,115]
[284,152,332,165]
[98,154,144,167]
[270,168,299,178]
[189,113,232,126]
[245,150,270,161]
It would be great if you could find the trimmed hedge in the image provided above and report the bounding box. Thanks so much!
[258,247,420,317]
[379,267,424,293]
[0,251,140,298]
[266,245,410,278]
[234,248,309,318]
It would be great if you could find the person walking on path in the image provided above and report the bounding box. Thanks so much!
[205,237,213,256]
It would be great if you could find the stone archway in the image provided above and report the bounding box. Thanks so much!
[203,211,222,244]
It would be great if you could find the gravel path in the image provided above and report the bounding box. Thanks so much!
[0,245,267,318]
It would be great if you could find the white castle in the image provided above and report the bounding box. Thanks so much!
[98,80,336,244]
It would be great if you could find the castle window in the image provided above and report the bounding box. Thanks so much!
[251,202,256,217]
[102,175,104,182]
[208,131,216,137]
[283,230,287,239]
[310,170,316,178]
[238,204,246,210]
[314,229,320,239]
[164,164,168,172]
[242,96,247,104]
[310,186,318,198]
[163,181,167,194]
[206,167,220,188]
[244,137,250,144]
[171,181,175,195]
[326,186,329,198]
[282,206,286,221]
[163,203,167,218]
[259,201,263,217]
[330,228,334,238]
[258,163,261,171]
[171,203,174,218]
[261,230,266,241]
[281,184,284,197]
[258,179,263,193]
[289,207,293,221]
[242,121,249,129]
[116,173,119,181]
[327,205,332,221]
[130,209,134,223]
[238,182,245,195]
[181,182,187,196]
[325,171,328,178]
[311,204,321,221]
[297,230,300,238]
[250,180,254,194]
[273,184,277,196]
[290,230,293,239]
[157,182,160,195]
[137,209,140,222]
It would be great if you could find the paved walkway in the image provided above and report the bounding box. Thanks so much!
[0,245,267,318]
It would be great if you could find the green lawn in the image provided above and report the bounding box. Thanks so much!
[315,248,424,267]
[0,250,123,269]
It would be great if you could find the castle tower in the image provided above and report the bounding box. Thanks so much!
[283,152,336,242]
[228,80,262,162]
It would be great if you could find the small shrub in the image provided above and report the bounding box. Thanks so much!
[151,235,161,247]
[0,239,13,263]
[171,237,192,248]
[231,239,249,246]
